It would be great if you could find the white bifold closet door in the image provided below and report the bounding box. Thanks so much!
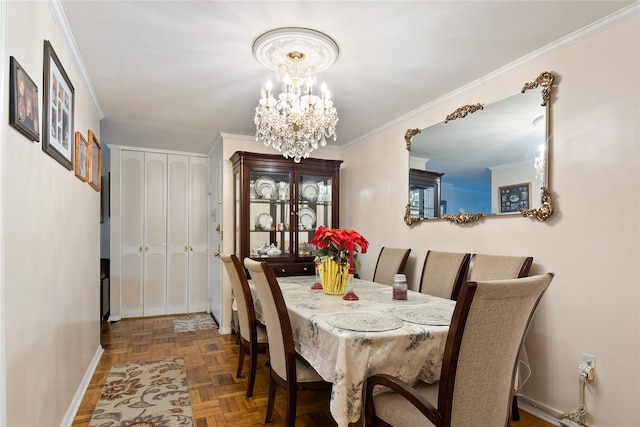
[166,155,208,314]
[187,156,209,312]
[122,150,208,318]
[121,151,167,317]
[143,152,168,316]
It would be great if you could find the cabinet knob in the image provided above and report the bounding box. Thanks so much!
[184,245,188,252]
[281,268,286,273]
[190,246,193,251]
[139,246,143,253]
[145,246,149,253]
[303,267,308,272]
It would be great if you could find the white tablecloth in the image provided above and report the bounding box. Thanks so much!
[251,275,455,426]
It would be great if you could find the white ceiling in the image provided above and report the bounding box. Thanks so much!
[59,0,635,154]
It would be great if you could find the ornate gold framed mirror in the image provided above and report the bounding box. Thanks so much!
[405,71,555,225]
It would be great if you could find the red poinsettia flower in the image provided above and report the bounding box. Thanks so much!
[310,226,369,267]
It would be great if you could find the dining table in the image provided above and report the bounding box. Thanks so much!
[249,275,456,427]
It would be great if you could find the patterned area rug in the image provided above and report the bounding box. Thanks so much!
[89,358,194,427]
[173,313,218,333]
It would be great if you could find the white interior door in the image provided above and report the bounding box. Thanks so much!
[121,151,144,318]
[167,155,189,314]
[188,156,208,312]
[143,152,167,316]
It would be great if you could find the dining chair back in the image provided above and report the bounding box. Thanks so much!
[373,247,412,285]
[244,258,330,427]
[365,273,554,427]
[220,253,268,397]
[419,251,471,300]
[466,252,534,420]
[467,253,533,282]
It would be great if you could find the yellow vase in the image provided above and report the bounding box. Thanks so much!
[318,259,350,295]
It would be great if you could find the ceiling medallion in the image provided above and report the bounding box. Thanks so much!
[253,28,339,163]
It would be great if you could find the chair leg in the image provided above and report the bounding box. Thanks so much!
[236,342,245,378]
[246,345,258,397]
[265,374,277,424]
[285,384,297,427]
[511,395,520,421]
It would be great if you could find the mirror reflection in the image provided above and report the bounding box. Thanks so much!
[407,72,553,224]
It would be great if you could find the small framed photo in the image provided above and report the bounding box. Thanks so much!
[42,40,75,170]
[74,131,89,182]
[9,57,40,141]
[499,182,531,213]
[88,129,102,192]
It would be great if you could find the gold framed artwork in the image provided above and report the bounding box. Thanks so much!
[88,129,102,192]
[74,131,89,182]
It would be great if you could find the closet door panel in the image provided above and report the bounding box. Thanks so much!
[143,152,167,316]
[167,155,189,314]
[121,151,144,318]
[188,157,209,312]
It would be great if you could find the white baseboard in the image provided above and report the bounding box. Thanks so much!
[60,345,104,427]
[108,314,121,322]
[518,395,562,426]
[219,326,232,334]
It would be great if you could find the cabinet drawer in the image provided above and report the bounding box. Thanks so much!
[269,262,314,277]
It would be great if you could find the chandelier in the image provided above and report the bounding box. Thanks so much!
[253,28,339,163]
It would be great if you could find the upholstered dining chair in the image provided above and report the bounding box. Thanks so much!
[244,258,331,427]
[467,253,533,282]
[372,247,412,285]
[466,253,534,420]
[365,273,554,427]
[419,251,471,300]
[221,253,268,397]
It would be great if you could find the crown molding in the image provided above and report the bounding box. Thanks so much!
[343,2,640,149]
[47,0,104,119]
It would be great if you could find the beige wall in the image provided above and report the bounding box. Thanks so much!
[339,16,639,427]
[3,2,102,425]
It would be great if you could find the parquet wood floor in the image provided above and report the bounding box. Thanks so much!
[71,314,553,427]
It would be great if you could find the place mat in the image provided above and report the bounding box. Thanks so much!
[89,358,193,426]
[327,312,403,332]
[393,304,455,326]
[369,289,431,305]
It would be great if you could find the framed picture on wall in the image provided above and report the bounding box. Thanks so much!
[74,131,89,182]
[499,182,531,213]
[42,40,75,170]
[88,129,102,192]
[9,57,40,142]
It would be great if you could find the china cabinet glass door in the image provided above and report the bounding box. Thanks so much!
[249,170,292,260]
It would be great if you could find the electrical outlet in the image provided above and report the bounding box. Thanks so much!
[580,353,596,380]
[581,353,596,369]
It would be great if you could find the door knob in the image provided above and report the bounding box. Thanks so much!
[213,250,220,257]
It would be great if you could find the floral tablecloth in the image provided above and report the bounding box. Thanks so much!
[250,276,455,426]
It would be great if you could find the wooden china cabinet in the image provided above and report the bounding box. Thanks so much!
[231,151,342,276]
[409,168,444,219]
